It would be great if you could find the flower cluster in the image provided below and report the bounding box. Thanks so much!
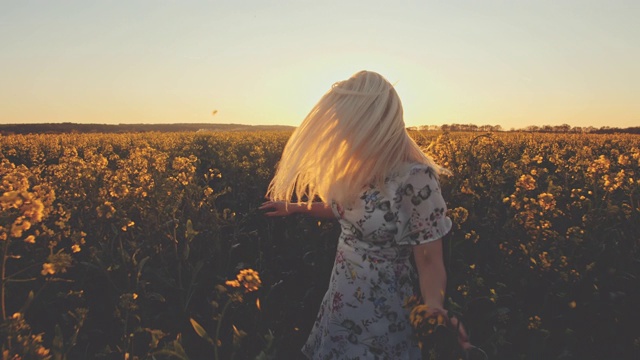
[225,268,262,293]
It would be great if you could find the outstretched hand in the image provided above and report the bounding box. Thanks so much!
[259,200,336,219]
[259,200,293,217]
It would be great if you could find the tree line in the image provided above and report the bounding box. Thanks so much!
[408,123,640,134]
[1,122,638,135]
[0,123,295,135]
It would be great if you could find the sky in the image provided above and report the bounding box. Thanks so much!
[1,0,638,129]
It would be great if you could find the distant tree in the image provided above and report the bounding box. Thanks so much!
[553,124,571,133]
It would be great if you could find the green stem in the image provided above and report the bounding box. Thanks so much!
[5,277,38,283]
[123,308,130,360]
[214,299,233,360]
[1,239,9,321]
[5,263,40,280]
[172,216,184,294]
[1,238,12,351]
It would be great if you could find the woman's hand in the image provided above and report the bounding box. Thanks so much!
[411,305,473,352]
[259,201,295,217]
[259,201,336,219]
[446,310,472,351]
[424,307,472,351]
[412,240,472,350]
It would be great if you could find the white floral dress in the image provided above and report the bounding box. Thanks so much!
[302,163,452,360]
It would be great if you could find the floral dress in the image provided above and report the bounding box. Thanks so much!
[302,163,452,360]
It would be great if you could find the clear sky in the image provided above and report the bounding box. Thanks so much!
[1,0,638,129]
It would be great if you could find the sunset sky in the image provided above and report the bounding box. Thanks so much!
[1,0,638,129]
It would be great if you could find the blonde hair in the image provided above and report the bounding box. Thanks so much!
[267,70,445,206]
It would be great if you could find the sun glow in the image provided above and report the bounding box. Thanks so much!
[0,1,638,129]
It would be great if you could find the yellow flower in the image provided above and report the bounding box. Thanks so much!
[24,235,36,244]
[225,280,241,288]
[225,269,262,292]
[410,304,447,336]
[41,263,56,276]
[449,207,469,225]
[237,269,262,292]
[618,155,630,166]
[36,346,51,356]
[71,244,81,253]
[96,201,116,218]
[10,218,30,238]
[537,193,556,211]
[516,174,536,191]
[528,315,542,330]
[489,288,498,303]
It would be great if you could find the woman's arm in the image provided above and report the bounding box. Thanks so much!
[413,239,472,350]
[259,201,335,219]
[413,239,447,310]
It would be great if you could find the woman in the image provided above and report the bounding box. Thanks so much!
[260,70,470,359]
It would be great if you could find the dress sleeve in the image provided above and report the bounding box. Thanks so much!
[394,164,452,246]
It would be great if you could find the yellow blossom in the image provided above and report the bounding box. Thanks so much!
[528,315,542,330]
[618,155,630,166]
[225,280,241,288]
[516,174,536,191]
[41,263,56,276]
[236,269,262,292]
[225,269,262,292]
[537,193,556,211]
[410,304,447,336]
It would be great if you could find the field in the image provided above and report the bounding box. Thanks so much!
[1,130,639,359]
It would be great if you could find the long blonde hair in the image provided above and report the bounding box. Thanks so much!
[267,70,445,206]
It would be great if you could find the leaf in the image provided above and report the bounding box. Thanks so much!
[18,290,35,314]
[145,328,167,351]
[146,292,167,303]
[137,256,150,280]
[190,260,204,286]
[189,318,214,344]
[185,219,199,242]
[182,243,190,261]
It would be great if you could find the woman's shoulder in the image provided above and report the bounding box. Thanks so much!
[389,162,437,181]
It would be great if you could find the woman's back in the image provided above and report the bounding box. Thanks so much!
[302,163,452,359]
